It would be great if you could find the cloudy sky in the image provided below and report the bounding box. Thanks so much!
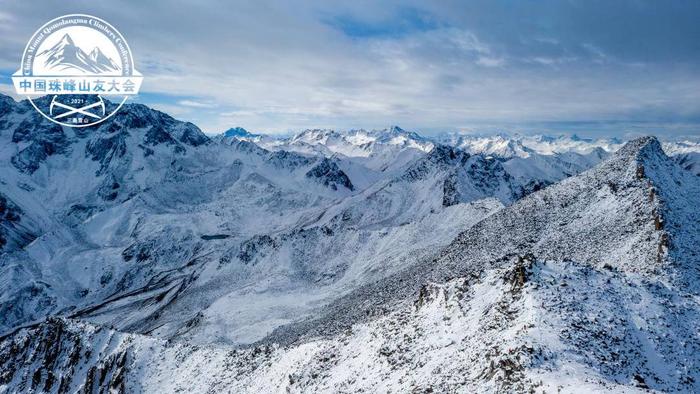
[1,0,699,137]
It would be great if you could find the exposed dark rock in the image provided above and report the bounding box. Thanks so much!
[442,172,460,207]
[305,158,354,191]
[201,234,231,240]
[11,119,69,174]
[235,234,278,264]
[0,192,37,251]
[85,131,128,175]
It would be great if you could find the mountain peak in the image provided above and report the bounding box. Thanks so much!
[223,127,252,138]
[614,136,664,163]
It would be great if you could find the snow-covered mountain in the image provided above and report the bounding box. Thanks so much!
[0,95,528,342]
[285,126,433,157]
[436,133,536,158]
[673,151,700,176]
[2,134,698,393]
[662,139,700,176]
[215,126,268,144]
[221,127,620,198]
[1,92,700,393]
[435,132,624,158]
[0,94,372,339]
[265,136,700,392]
[246,126,434,175]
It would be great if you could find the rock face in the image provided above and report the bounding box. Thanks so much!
[305,158,354,191]
[400,144,520,205]
[11,118,69,174]
[1,91,700,392]
[0,318,130,394]
[0,192,37,251]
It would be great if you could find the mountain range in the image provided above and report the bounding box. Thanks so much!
[0,92,699,392]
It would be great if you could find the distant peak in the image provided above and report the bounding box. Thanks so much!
[224,127,251,137]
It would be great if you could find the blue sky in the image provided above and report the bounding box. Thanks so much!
[0,1,699,138]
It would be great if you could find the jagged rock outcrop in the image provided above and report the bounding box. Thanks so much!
[305,158,354,191]
[0,318,129,394]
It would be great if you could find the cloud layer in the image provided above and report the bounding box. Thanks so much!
[1,1,698,137]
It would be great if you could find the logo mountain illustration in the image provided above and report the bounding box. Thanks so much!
[36,33,121,74]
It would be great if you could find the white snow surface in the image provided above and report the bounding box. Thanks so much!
[1,93,700,393]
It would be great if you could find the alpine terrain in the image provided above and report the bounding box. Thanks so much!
[0,92,699,393]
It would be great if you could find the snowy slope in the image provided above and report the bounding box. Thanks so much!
[435,133,623,158]
[256,137,700,390]
[2,137,698,393]
[663,140,700,176]
[243,126,433,175]
[0,94,361,337]
[268,137,693,340]
[220,126,612,201]
[0,94,523,347]
[2,90,699,393]
[673,151,700,176]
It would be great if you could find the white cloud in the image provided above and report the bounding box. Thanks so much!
[0,1,697,136]
[178,100,213,108]
[476,56,505,67]
[582,43,609,64]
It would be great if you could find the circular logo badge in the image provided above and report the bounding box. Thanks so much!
[12,14,143,127]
